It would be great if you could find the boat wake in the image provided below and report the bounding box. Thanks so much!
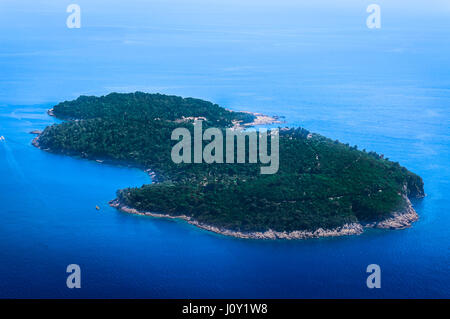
[0,137,27,182]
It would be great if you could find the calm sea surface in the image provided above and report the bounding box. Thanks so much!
[0,1,449,298]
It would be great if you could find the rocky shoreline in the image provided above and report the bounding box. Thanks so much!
[109,196,419,240]
[230,110,283,130]
[32,132,162,184]
[362,196,419,230]
[32,127,420,240]
[31,135,42,148]
[33,107,420,240]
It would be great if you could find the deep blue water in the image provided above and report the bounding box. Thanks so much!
[0,1,449,298]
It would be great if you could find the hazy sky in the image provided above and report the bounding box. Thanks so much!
[1,0,449,28]
[0,0,449,104]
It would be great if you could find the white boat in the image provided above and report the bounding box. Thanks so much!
[0,136,5,141]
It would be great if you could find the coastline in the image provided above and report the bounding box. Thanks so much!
[33,108,420,240]
[32,132,161,182]
[109,196,419,240]
[230,110,283,129]
[32,108,282,180]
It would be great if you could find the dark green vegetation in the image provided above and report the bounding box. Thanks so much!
[37,92,424,232]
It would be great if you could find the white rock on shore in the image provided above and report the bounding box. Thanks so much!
[109,196,419,240]
[31,136,40,147]
[363,196,418,230]
[189,221,364,239]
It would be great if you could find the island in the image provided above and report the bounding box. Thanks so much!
[32,92,425,239]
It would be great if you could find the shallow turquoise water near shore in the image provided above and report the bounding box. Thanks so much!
[0,0,449,298]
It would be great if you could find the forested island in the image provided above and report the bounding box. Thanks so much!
[32,92,425,239]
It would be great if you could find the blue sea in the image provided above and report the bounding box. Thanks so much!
[0,0,449,298]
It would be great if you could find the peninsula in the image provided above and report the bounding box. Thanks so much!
[32,92,425,239]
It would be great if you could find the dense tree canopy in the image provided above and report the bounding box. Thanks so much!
[37,92,424,232]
